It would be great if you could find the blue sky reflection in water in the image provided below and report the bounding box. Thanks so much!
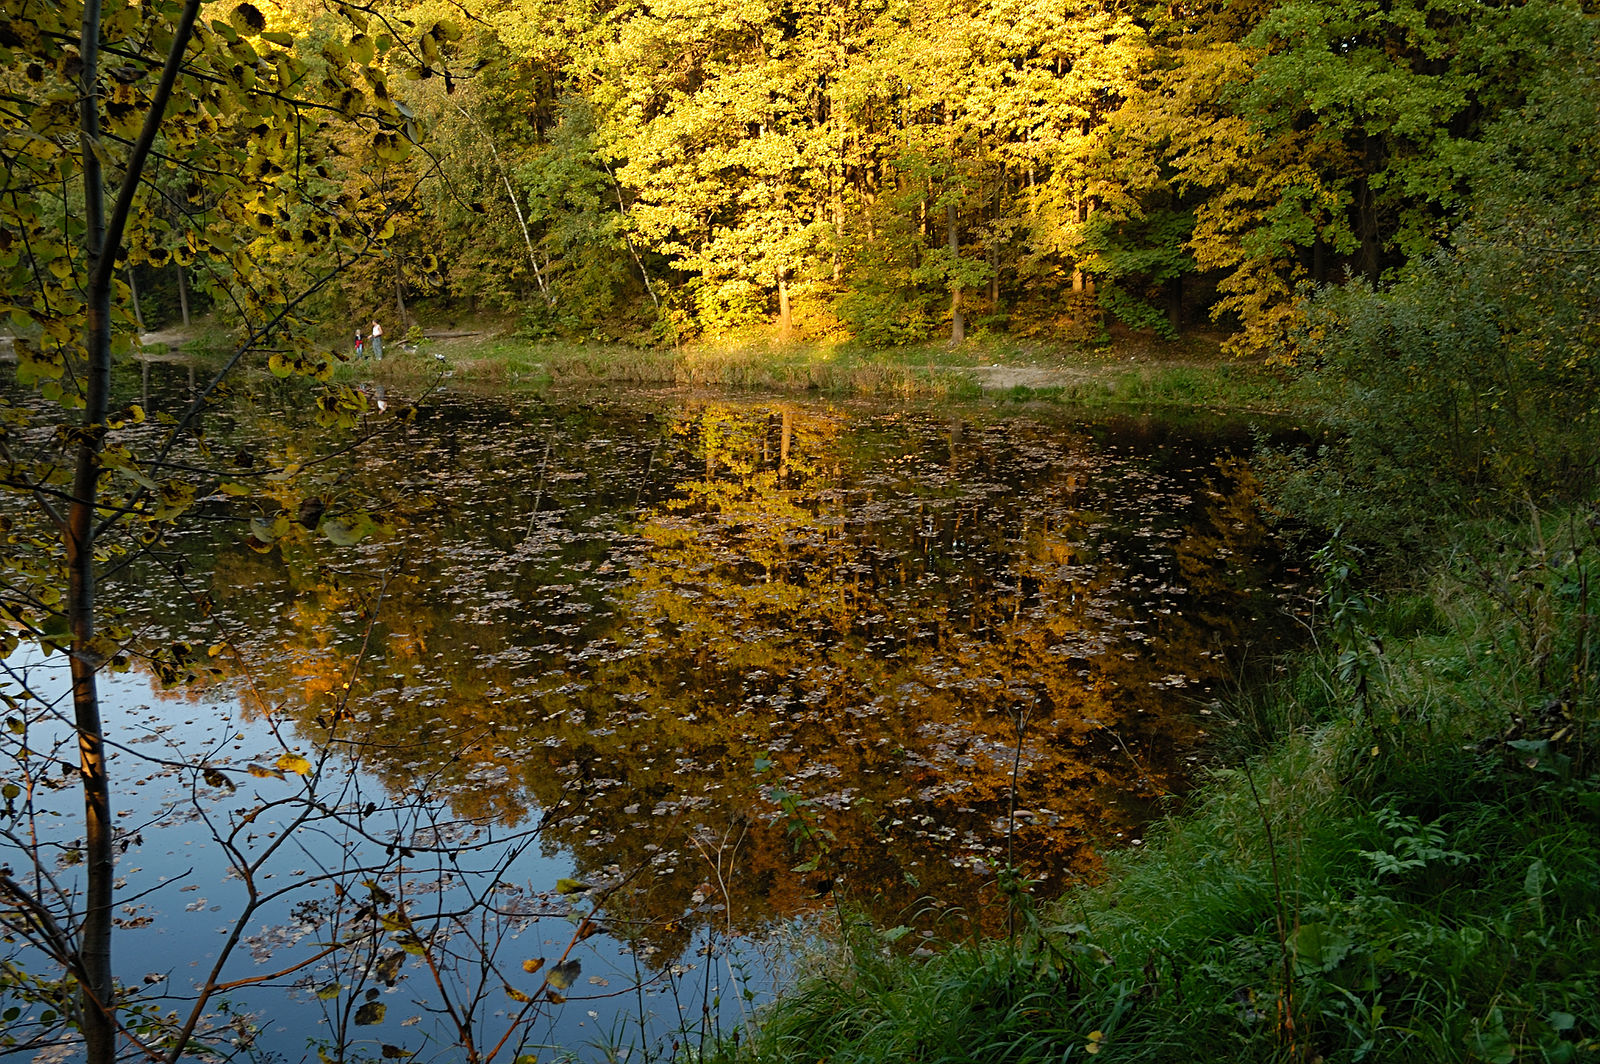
[1,374,1306,1060]
[3,644,780,1062]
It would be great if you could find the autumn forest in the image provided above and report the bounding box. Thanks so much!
[11,0,1592,358]
[3,0,1600,1060]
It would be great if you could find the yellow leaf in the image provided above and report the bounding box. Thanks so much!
[277,753,312,776]
[247,763,285,780]
[521,958,545,974]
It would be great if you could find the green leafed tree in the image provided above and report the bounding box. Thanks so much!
[1260,17,1600,544]
[1190,0,1592,355]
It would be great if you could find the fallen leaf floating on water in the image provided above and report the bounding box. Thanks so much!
[546,959,581,990]
[375,950,405,986]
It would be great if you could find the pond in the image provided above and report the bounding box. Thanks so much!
[1,366,1307,1061]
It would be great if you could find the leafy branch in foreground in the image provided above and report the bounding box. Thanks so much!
[0,0,488,1059]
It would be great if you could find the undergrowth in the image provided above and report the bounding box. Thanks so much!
[713,505,1600,1064]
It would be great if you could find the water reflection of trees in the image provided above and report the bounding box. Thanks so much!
[132,391,1299,952]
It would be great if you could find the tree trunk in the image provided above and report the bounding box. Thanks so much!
[779,408,793,486]
[73,3,205,1059]
[126,266,145,332]
[1071,194,1089,294]
[1356,136,1382,283]
[832,196,844,283]
[1167,274,1183,335]
[454,103,549,303]
[1357,175,1380,283]
[777,269,792,335]
[599,157,662,316]
[947,200,964,344]
[395,270,408,325]
[176,261,190,326]
[74,4,118,1055]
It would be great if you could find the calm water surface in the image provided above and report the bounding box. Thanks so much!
[2,371,1306,1060]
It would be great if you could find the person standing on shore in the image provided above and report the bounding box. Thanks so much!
[355,330,364,357]
[370,320,383,361]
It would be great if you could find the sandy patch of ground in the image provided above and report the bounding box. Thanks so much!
[966,364,1096,391]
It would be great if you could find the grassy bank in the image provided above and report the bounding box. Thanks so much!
[346,329,1295,411]
[136,317,1296,412]
[714,509,1600,1064]
[988,362,1295,414]
[419,335,984,397]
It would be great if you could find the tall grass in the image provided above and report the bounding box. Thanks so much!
[991,365,1296,413]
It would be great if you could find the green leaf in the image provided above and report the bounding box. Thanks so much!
[1290,921,1353,973]
[319,513,377,546]
[250,515,289,543]
[354,1001,386,1026]
[1472,1007,1516,1064]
